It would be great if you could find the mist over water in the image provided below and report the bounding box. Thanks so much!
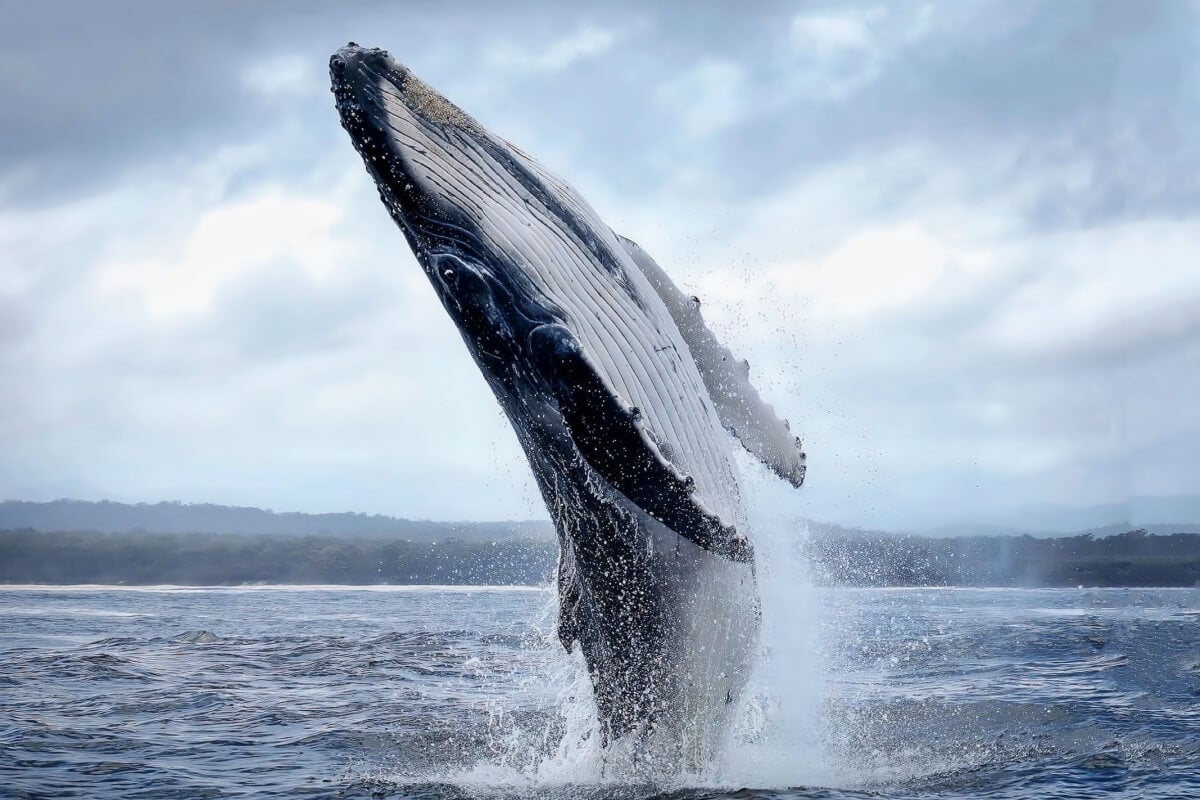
[719,456,829,788]
[439,454,833,793]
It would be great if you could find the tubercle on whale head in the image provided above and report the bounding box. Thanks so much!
[330,44,480,132]
[329,44,486,273]
[332,50,425,233]
[331,44,598,429]
[329,43,625,301]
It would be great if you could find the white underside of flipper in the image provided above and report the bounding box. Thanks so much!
[618,236,807,490]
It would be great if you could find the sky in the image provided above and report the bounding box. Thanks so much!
[1,1,1198,531]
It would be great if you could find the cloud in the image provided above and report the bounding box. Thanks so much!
[243,54,321,97]
[789,11,874,56]
[1,1,1197,529]
[655,60,749,138]
[485,25,620,74]
[0,157,543,518]
[982,221,1200,364]
[762,224,980,318]
[97,192,347,319]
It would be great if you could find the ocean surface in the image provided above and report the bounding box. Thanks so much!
[2,584,1198,799]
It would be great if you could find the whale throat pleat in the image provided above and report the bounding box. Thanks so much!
[378,82,742,526]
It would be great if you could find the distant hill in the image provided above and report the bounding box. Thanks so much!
[799,500,1200,540]
[0,529,557,586]
[2,527,1197,587]
[0,499,554,542]
[5,498,1198,544]
[984,494,1200,534]
[4,499,1200,587]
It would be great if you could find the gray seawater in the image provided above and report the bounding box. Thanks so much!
[1,585,1198,799]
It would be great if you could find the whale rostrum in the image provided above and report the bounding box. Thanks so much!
[330,43,805,769]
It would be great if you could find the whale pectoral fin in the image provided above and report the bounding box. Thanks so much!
[617,235,807,489]
[528,323,751,563]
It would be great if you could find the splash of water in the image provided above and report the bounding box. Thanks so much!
[716,452,832,788]
[438,452,833,794]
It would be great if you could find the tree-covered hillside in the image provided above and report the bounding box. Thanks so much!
[2,528,1198,587]
[0,500,552,541]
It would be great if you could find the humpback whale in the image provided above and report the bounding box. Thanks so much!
[330,44,805,768]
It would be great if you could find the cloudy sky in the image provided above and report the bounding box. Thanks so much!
[2,1,1198,530]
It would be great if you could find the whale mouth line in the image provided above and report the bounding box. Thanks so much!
[331,48,498,288]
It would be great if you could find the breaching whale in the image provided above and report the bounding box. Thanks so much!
[330,44,806,768]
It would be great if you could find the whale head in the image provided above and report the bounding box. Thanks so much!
[330,43,806,552]
[330,44,602,376]
[330,42,761,560]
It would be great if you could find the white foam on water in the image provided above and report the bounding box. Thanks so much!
[478,592,610,785]
[422,452,837,795]
[0,606,156,617]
